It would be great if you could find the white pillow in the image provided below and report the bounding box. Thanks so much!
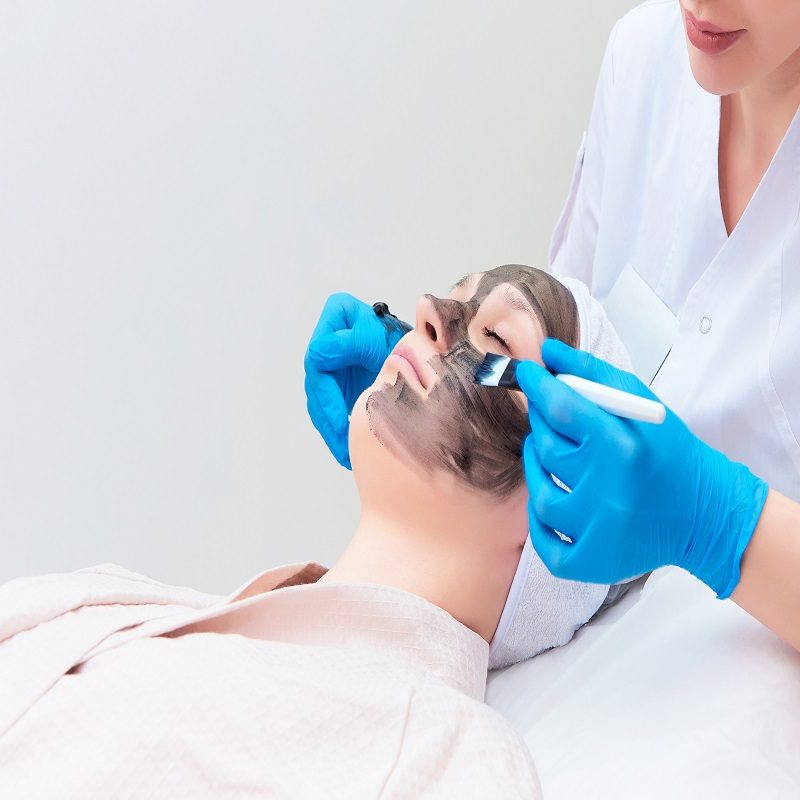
[486,566,800,798]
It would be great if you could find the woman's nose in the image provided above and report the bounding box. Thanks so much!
[415,294,467,352]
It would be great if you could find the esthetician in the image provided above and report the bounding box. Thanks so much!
[304,0,800,654]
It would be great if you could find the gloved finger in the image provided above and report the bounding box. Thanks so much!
[308,292,362,343]
[524,447,584,582]
[304,371,352,469]
[530,517,602,582]
[309,402,351,469]
[333,436,352,470]
[306,393,350,468]
[516,359,604,444]
[528,520,581,582]
[523,434,584,540]
[307,328,385,373]
[305,366,350,433]
[325,432,351,470]
[527,404,584,489]
[541,338,655,400]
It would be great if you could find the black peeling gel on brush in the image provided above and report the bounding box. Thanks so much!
[473,351,668,423]
[473,354,521,390]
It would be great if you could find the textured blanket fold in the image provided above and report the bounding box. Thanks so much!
[0,563,541,799]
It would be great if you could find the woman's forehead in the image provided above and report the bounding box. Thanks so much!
[448,271,483,301]
[448,267,540,304]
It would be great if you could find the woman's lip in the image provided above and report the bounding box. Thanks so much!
[684,9,746,55]
[390,344,428,390]
[685,9,741,34]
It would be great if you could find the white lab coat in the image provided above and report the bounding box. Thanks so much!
[550,0,800,501]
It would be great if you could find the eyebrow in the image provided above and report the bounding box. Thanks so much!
[450,272,476,292]
[449,275,541,328]
[500,285,539,327]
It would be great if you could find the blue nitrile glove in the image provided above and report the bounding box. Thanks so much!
[304,293,410,469]
[516,338,769,598]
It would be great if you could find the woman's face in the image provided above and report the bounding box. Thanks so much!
[680,1,800,95]
[349,265,579,502]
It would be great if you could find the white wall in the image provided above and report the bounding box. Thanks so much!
[1,1,636,592]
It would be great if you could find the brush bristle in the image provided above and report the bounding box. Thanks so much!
[473,352,511,386]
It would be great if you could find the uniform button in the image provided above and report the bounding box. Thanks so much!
[699,316,712,334]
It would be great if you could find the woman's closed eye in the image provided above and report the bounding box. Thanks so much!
[481,326,511,353]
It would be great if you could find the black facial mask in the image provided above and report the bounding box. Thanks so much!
[367,265,579,498]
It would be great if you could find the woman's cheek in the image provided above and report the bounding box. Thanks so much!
[513,332,546,365]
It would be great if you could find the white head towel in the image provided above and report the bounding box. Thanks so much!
[488,276,634,670]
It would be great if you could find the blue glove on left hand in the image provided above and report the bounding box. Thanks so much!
[304,293,410,469]
[516,339,769,598]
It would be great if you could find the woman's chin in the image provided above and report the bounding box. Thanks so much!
[349,388,400,483]
[349,387,435,501]
[686,50,750,96]
[347,390,372,472]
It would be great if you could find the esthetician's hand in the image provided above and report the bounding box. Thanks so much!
[305,293,404,469]
[516,339,769,598]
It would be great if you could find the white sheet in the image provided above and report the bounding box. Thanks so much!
[486,566,800,799]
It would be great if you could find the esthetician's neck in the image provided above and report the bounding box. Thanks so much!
[725,49,800,158]
[318,507,524,643]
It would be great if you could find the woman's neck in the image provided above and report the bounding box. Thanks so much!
[719,50,800,234]
[318,507,525,643]
[724,53,800,157]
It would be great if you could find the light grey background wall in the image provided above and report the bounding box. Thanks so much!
[1,1,636,592]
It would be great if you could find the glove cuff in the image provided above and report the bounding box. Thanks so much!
[713,473,769,599]
[681,451,769,598]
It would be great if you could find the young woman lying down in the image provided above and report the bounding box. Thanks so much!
[0,265,632,799]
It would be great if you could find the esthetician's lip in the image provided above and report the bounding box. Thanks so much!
[684,9,746,55]
[389,343,429,390]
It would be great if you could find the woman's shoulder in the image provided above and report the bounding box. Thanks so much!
[607,0,686,89]
[613,0,682,46]
[590,0,693,156]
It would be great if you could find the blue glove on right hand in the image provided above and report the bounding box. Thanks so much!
[517,339,769,598]
[304,293,409,469]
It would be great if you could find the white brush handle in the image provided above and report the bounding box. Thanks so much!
[556,373,666,424]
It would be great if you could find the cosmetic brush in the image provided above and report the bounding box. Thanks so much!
[474,353,666,424]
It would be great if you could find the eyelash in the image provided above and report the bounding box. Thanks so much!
[482,326,510,352]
